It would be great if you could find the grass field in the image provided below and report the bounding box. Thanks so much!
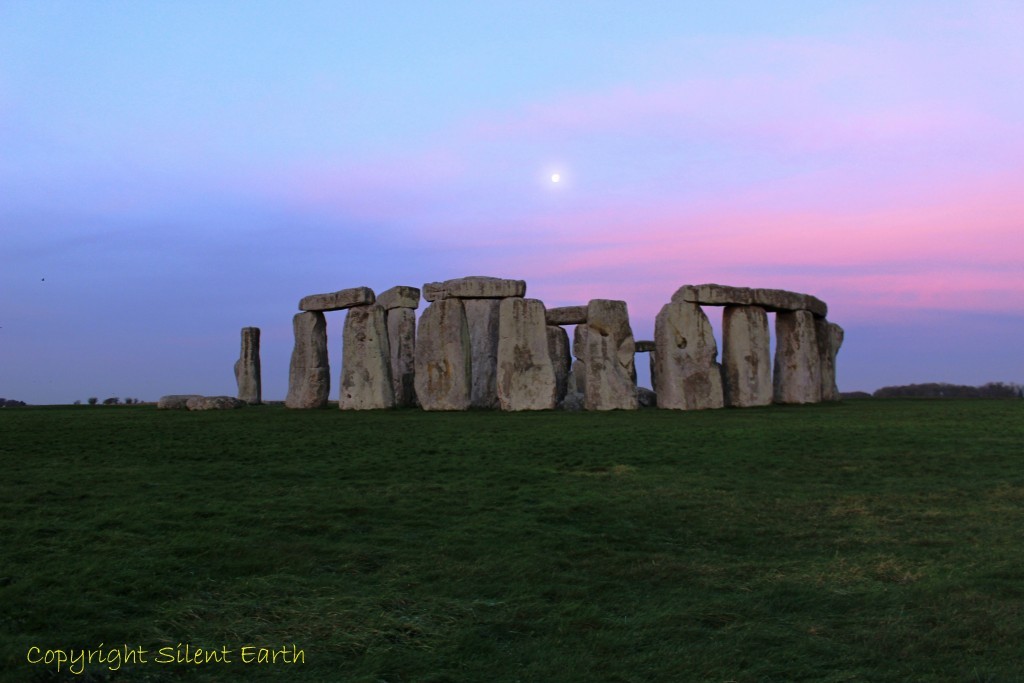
[1,400,1022,682]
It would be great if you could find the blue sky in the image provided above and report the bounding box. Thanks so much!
[2,1,1022,403]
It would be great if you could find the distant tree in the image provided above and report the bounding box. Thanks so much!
[73,399,81,405]
[88,397,98,405]
[102,397,120,406]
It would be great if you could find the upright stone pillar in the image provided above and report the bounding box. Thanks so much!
[773,310,822,404]
[414,299,472,410]
[463,299,502,409]
[653,302,724,410]
[816,319,844,402]
[285,312,330,409]
[584,299,638,410]
[546,325,571,407]
[495,298,558,410]
[234,326,261,405]
[378,286,421,408]
[339,304,395,410]
[722,306,771,407]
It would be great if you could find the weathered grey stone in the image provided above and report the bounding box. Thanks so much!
[816,319,844,402]
[157,394,202,410]
[464,298,502,409]
[299,286,375,312]
[773,310,822,404]
[671,284,827,318]
[584,299,638,410]
[387,307,418,407]
[637,387,658,408]
[653,302,724,410]
[423,276,526,301]
[567,359,586,397]
[634,340,656,353]
[414,298,472,410]
[547,325,571,407]
[545,305,588,325]
[722,306,772,408]
[285,311,330,409]
[339,304,394,410]
[377,285,421,310]
[234,327,261,405]
[496,298,557,410]
[186,396,246,410]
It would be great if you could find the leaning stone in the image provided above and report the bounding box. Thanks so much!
[422,276,526,301]
[672,283,827,317]
[234,327,261,405]
[285,311,330,409]
[157,394,202,410]
[584,299,638,410]
[299,286,375,312]
[464,298,502,409]
[414,299,472,410]
[816,319,845,402]
[722,306,772,407]
[634,340,656,353]
[377,285,421,310]
[773,310,822,404]
[547,325,571,407]
[339,305,394,410]
[545,305,588,325]
[496,298,558,410]
[186,396,246,410]
[387,307,418,407]
[653,302,724,410]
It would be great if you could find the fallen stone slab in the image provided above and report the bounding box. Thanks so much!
[671,284,827,317]
[299,286,375,312]
[157,394,203,410]
[377,285,421,310]
[186,396,246,410]
[423,276,526,302]
[545,305,588,325]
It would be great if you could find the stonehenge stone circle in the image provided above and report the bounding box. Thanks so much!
[267,276,842,413]
[496,297,558,411]
[285,311,330,409]
[722,305,772,407]
[234,326,261,405]
[653,301,724,410]
[339,304,395,410]
[414,298,473,410]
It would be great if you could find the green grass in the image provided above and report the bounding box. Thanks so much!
[1,400,1022,682]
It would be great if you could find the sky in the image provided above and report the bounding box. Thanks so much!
[2,1,1022,404]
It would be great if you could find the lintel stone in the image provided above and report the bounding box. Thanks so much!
[299,286,375,312]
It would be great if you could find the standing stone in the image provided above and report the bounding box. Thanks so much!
[722,306,771,407]
[816,319,845,402]
[387,307,418,407]
[774,310,822,404]
[547,325,571,406]
[414,299,472,410]
[463,299,502,409]
[567,325,588,398]
[233,327,261,405]
[496,298,558,410]
[653,302,724,410]
[584,299,638,411]
[285,311,330,409]
[339,304,394,410]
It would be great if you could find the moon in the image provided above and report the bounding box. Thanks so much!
[550,173,561,183]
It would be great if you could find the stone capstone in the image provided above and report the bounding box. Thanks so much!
[463,298,502,409]
[414,298,472,410]
[496,298,558,410]
[773,310,822,404]
[722,306,772,408]
[634,340,656,353]
[377,285,421,310]
[157,395,203,410]
[547,325,571,407]
[653,302,724,410]
[816,319,844,402]
[285,311,330,409]
[545,305,588,325]
[339,304,394,410]
[299,286,375,312]
[584,299,638,410]
[387,307,418,407]
[233,326,261,405]
[422,276,526,302]
[672,284,827,318]
[186,396,246,410]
